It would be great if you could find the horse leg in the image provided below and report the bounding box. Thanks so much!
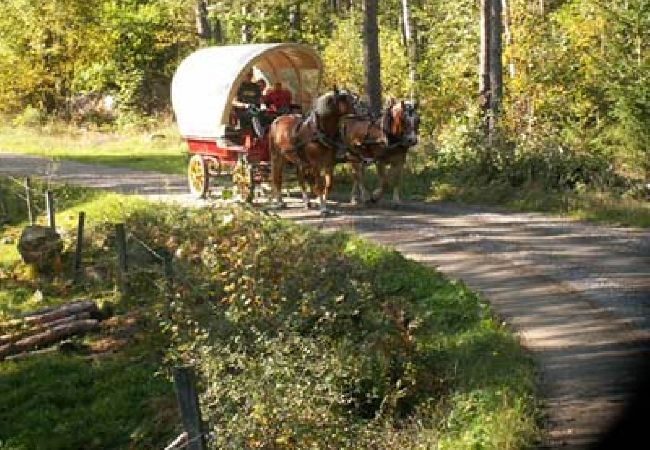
[350,162,361,204]
[355,163,370,204]
[320,166,333,215]
[270,143,286,208]
[297,166,311,209]
[391,158,406,206]
[372,162,387,203]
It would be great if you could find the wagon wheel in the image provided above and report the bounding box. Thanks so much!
[187,154,209,198]
[233,159,255,203]
[245,163,256,203]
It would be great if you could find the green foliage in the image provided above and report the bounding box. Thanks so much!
[121,205,540,448]
[0,0,197,119]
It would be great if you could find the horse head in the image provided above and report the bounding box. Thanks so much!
[382,98,420,147]
[333,89,356,117]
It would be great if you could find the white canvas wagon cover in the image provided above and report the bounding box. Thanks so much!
[171,43,322,139]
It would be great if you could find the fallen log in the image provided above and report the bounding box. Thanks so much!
[0,312,92,347]
[0,319,99,360]
[0,300,98,332]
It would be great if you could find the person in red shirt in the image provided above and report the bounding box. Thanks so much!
[263,82,292,113]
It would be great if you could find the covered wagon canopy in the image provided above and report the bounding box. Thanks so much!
[171,43,322,139]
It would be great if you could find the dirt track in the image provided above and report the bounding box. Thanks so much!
[1,152,649,449]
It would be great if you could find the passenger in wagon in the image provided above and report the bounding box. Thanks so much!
[232,69,263,135]
[263,82,292,114]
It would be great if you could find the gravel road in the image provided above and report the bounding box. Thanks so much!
[1,152,648,449]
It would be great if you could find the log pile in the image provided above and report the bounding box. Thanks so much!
[0,300,101,360]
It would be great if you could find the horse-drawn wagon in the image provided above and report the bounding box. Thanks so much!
[171,43,322,201]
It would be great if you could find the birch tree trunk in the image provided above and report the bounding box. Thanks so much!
[401,0,417,101]
[502,0,515,77]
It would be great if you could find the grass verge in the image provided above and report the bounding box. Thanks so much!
[1,177,541,448]
[0,124,186,175]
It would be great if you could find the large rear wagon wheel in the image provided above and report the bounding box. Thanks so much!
[188,154,209,198]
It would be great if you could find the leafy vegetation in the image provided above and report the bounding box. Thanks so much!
[0,179,540,448]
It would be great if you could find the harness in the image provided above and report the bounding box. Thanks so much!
[381,110,412,151]
[340,115,386,163]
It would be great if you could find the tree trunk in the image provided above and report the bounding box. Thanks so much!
[0,319,99,360]
[362,0,382,117]
[0,312,92,346]
[502,0,515,77]
[401,0,417,102]
[195,1,210,40]
[479,0,503,136]
[0,300,98,332]
[488,0,503,122]
[479,0,491,112]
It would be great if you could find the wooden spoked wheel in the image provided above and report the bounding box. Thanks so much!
[233,159,255,203]
[187,154,209,198]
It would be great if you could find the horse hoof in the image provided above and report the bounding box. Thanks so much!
[319,208,335,217]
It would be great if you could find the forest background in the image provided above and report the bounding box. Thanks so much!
[0,0,648,207]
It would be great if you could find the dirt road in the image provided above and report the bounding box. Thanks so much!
[1,152,648,448]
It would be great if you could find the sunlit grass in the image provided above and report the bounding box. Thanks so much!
[0,124,187,174]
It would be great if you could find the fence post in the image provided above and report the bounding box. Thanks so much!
[115,223,128,294]
[24,178,33,225]
[74,211,85,279]
[46,190,55,229]
[172,366,205,450]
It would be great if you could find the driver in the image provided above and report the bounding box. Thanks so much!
[232,70,262,132]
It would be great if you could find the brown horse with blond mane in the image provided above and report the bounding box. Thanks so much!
[344,98,420,205]
[268,90,356,213]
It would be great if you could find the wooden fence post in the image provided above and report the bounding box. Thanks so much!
[24,178,33,225]
[172,366,205,450]
[74,212,85,279]
[115,223,128,294]
[46,190,55,229]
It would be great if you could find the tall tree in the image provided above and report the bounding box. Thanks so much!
[362,0,382,117]
[488,0,503,127]
[479,0,503,135]
[401,0,417,101]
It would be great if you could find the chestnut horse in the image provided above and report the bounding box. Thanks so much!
[339,114,387,204]
[268,90,356,212]
[371,98,420,205]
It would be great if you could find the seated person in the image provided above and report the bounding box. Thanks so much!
[263,82,292,113]
[256,79,268,98]
[232,70,262,130]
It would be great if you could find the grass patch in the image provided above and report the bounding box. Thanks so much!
[0,124,186,175]
[1,179,541,448]
[1,182,180,448]
[427,180,650,228]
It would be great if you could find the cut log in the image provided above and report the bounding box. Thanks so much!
[0,319,99,360]
[0,312,91,346]
[0,300,98,332]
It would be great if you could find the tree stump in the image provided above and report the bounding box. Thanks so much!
[17,225,63,272]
